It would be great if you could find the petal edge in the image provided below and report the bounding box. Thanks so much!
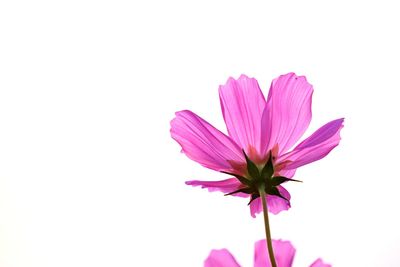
[204,249,241,267]
[171,110,245,172]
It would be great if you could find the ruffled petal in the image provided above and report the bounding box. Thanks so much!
[249,186,291,217]
[261,73,313,156]
[309,258,332,267]
[185,178,247,197]
[279,118,344,170]
[170,110,245,172]
[219,75,266,161]
[204,249,241,267]
[254,239,296,267]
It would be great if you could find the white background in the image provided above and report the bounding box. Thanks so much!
[1,0,399,266]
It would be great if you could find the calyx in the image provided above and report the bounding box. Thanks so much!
[222,150,301,205]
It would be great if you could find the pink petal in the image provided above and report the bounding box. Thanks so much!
[170,110,244,172]
[309,258,332,267]
[279,118,344,170]
[249,186,291,218]
[277,168,296,179]
[261,73,313,156]
[185,178,248,197]
[219,75,266,161]
[204,249,241,267]
[254,239,296,267]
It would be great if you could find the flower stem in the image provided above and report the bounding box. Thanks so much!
[258,186,277,267]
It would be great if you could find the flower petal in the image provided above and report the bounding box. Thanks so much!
[261,73,313,156]
[254,239,296,267]
[279,118,344,170]
[219,75,266,160]
[204,249,241,267]
[309,258,332,267]
[185,178,247,197]
[277,168,296,179]
[171,110,244,172]
[249,186,291,217]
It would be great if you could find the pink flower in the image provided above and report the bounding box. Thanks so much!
[204,239,331,267]
[170,73,343,217]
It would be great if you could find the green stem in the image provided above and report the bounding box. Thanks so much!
[259,186,277,267]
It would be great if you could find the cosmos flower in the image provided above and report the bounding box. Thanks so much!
[204,239,331,267]
[170,73,343,217]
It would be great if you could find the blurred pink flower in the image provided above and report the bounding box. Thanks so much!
[170,73,343,217]
[204,239,331,267]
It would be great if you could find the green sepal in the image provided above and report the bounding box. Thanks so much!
[225,187,254,196]
[270,176,302,186]
[261,151,274,180]
[220,171,252,187]
[247,193,260,205]
[267,187,289,202]
[243,150,260,179]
